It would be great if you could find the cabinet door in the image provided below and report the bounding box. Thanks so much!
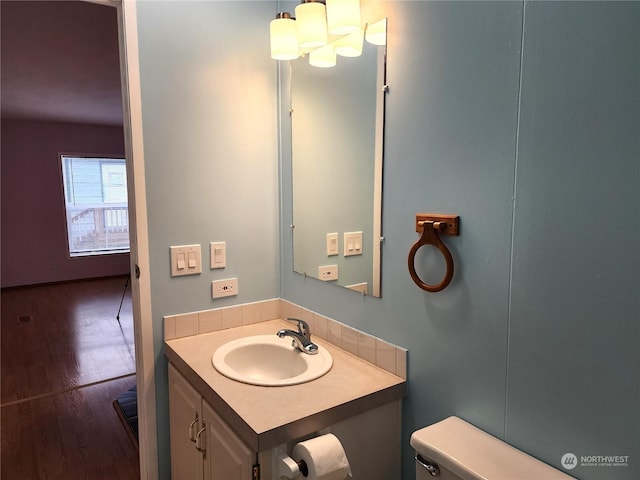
[168,364,204,480]
[202,400,254,480]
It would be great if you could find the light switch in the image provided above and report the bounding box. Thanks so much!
[344,231,363,257]
[170,244,202,276]
[210,241,226,269]
[326,233,339,256]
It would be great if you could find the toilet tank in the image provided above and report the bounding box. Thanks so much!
[410,416,575,480]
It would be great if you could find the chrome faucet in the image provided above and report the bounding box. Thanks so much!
[277,318,318,355]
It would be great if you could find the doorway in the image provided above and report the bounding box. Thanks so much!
[1,1,156,477]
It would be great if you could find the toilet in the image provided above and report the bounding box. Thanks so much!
[411,416,575,480]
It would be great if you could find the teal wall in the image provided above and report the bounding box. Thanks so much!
[282,2,639,480]
[134,2,279,477]
[506,1,639,472]
[134,1,639,479]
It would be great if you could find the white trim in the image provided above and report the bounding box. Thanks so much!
[372,44,386,298]
[117,1,159,478]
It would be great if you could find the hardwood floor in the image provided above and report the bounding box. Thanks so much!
[2,376,139,480]
[1,277,140,479]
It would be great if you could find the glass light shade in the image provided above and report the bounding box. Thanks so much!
[365,18,387,46]
[334,28,364,57]
[309,44,337,68]
[295,2,328,49]
[326,0,361,35]
[270,15,299,60]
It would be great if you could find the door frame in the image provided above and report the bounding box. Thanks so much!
[103,0,159,477]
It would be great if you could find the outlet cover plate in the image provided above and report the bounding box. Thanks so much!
[318,265,338,281]
[212,278,238,298]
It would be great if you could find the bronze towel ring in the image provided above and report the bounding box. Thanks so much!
[408,214,460,292]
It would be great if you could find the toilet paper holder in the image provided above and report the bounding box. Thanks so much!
[277,454,308,478]
[294,460,309,477]
[297,459,309,476]
[278,432,352,480]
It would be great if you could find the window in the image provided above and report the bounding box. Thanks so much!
[61,155,129,257]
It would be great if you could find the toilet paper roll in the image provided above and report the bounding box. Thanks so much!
[292,433,352,480]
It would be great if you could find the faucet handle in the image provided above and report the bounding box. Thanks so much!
[287,317,310,337]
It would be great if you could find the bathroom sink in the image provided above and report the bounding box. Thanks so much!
[212,335,333,386]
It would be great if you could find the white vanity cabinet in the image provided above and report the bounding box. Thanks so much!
[165,319,407,480]
[169,364,254,480]
[168,361,403,480]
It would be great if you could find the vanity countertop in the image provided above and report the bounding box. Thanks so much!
[165,319,406,452]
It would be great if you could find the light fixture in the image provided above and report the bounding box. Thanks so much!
[334,27,364,57]
[365,18,387,46]
[295,0,328,49]
[326,0,361,35]
[309,43,337,68]
[269,1,385,68]
[270,12,299,60]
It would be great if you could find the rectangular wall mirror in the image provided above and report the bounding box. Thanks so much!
[291,19,387,297]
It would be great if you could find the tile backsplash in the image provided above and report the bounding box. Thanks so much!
[164,299,407,379]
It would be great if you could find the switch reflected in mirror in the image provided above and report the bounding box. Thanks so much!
[344,231,363,257]
[290,18,387,297]
[326,233,339,256]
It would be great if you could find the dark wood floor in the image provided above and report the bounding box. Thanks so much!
[1,277,140,479]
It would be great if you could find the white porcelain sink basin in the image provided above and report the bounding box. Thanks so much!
[212,335,333,386]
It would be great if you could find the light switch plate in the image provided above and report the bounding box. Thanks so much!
[170,244,202,276]
[326,232,339,256]
[210,241,226,269]
[343,231,363,256]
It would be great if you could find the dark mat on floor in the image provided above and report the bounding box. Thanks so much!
[113,384,138,448]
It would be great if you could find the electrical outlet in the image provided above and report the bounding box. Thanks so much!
[318,265,338,281]
[212,278,238,298]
